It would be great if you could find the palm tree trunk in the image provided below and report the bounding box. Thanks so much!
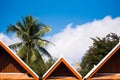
[26,45,30,65]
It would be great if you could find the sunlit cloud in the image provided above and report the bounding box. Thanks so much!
[46,16,120,64]
[0,33,21,45]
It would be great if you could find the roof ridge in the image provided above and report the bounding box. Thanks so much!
[42,56,82,80]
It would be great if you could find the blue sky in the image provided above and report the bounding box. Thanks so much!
[0,0,120,36]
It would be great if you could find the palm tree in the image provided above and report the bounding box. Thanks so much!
[7,16,52,65]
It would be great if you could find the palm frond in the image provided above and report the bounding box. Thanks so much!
[16,21,25,32]
[17,45,27,60]
[7,25,19,33]
[33,47,44,64]
[9,42,22,50]
[33,18,38,26]
[31,49,37,62]
[37,38,55,46]
[37,46,52,58]
[34,26,50,37]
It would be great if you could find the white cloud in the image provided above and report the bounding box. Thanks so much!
[46,16,120,64]
[0,33,12,45]
[0,33,21,45]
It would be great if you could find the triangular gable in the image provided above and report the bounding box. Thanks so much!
[83,42,120,80]
[43,57,82,80]
[0,40,39,80]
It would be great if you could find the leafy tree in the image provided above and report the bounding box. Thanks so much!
[80,33,120,77]
[30,58,55,80]
[6,16,54,79]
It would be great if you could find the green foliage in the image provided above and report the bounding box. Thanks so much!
[6,15,54,79]
[29,58,55,80]
[80,33,120,77]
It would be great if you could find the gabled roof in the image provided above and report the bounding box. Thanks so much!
[0,40,39,80]
[83,42,120,80]
[42,56,82,80]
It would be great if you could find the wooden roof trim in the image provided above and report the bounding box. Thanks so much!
[0,73,34,79]
[83,42,120,80]
[0,40,39,80]
[91,73,120,79]
[42,57,63,80]
[42,56,82,80]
